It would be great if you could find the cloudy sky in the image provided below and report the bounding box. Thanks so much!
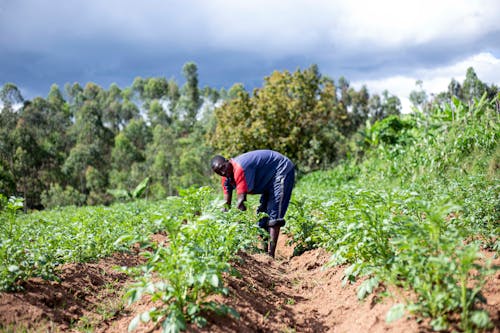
[1,0,500,112]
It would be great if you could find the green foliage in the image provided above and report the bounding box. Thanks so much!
[107,177,151,201]
[123,187,257,333]
[1,83,24,110]
[0,198,169,291]
[1,187,261,331]
[40,183,87,208]
[0,195,26,289]
[286,95,499,331]
[209,65,353,171]
[365,115,415,147]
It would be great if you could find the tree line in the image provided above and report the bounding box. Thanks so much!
[0,63,496,210]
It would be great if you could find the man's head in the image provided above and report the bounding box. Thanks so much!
[211,155,231,177]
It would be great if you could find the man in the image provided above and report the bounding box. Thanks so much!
[210,150,295,258]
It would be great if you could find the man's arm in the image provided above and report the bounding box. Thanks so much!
[236,193,247,211]
[223,191,232,211]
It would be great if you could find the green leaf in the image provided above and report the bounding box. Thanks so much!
[132,177,150,199]
[7,265,19,273]
[357,277,379,300]
[430,316,448,331]
[187,303,199,316]
[226,306,240,319]
[193,315,207,327]
[140,310,151,323]
[210,274,220,288]
[386,303,405,323]
[107,188,130,199]
[128,315,140,332]
[162,309,186,333]
[470,310,491,328]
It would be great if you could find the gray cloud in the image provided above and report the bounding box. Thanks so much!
[1,0,499,100]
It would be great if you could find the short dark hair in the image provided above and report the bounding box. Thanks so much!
[210,155,227,170]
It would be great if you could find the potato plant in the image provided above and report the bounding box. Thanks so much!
[0,197,174,291]
[124,187,259,333]
[286,95,499,331]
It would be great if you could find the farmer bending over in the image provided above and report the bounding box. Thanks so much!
[211,150,295,258]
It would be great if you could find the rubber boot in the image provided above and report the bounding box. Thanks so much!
[268,226,280,258]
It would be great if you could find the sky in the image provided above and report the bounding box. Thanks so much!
[1,0,500,113]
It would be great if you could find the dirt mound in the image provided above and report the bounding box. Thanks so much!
[0,235,498,332]
[0,251,144,332]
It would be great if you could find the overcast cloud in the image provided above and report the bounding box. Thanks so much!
[1,0,499,112]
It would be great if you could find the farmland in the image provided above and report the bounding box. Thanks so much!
[0,95,499,332]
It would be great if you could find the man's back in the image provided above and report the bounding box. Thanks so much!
[232,150,293,194]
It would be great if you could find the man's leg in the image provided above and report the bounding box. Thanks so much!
[269,226,280,258]
[267,169,295,258]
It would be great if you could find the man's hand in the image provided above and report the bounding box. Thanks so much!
[236,193,247,211]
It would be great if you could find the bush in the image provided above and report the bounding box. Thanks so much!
[41,184,86,208]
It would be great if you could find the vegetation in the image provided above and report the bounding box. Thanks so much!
[1,62,408,210]
[1,64,498,332]
[286,94,499,332]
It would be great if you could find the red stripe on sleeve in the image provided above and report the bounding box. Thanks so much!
[232,161,248,194]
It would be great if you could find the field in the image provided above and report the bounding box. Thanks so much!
[1,233,498,333]
[1,95,499,332]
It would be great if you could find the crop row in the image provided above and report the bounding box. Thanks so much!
[285,95,499,332]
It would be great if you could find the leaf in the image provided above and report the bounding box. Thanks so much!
[132,177,150,199]
[140,310,151,323]
[126,288,142,305]
[7,265,19,273]
[193,316,207,327]
[357,277,379,300]
[187,303,199,316]
[107,188,130,199]
[162,309,186,333]
[128,315,140,332]
[470,310,491,328]
[386,303,405,323]
[226,306,240,319]
[430,316,448,331]
[210,274,220,288]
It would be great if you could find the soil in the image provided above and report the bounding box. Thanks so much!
[1,234,499,333]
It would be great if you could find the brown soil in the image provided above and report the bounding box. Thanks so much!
[1,235,498,333]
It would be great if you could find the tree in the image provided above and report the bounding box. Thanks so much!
[144,125,177,197]
[169,131,212,191]
[1,83,23,111]
[102,83,124,134]
[209,83,252,156]
[11,101,48,209]
[64,84,113,200]
[381,90,401,117]
[178,62,201,129]
[348,85,370,132]
[167,78,181,120]
[369,91,401,122]
[47,84,66,111]
[0,161,15,195]
[0,99,19,188]
[209,65,347,171]
[448,78,463,100]
[109,119,152,191]
[409,80,428,111]
[462,67,486,104]
[147,100,170,127]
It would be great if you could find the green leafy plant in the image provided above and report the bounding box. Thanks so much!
[107,177,151,201]
[124,187,257,333]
